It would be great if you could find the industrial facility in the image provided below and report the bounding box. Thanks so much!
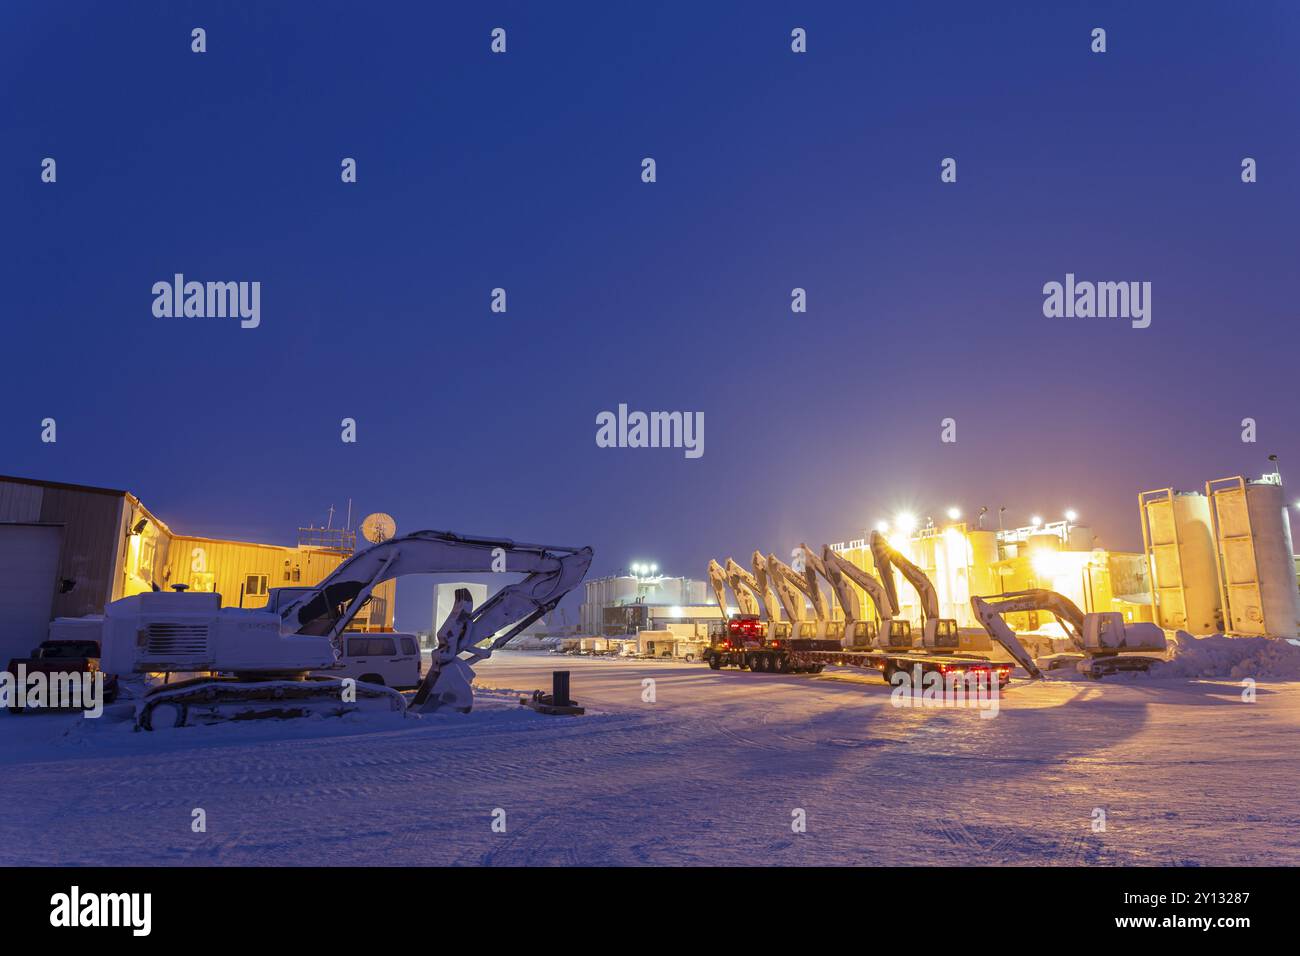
[579,566,718,636]
[0,474,396,664]
[696,470,1300,658]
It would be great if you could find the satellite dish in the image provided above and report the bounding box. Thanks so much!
[360,512,397,544]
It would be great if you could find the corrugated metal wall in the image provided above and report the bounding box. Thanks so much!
[0,479,129,619]
[39,485,128,618]
[0,481,44,521]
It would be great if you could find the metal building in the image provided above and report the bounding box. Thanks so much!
[0,474,396,663]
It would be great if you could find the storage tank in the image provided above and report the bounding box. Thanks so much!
[1207,476,1300,638]
[1139,489,1221,633]
[967,530,1000,598]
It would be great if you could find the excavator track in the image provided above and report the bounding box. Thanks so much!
[135,676,406,731]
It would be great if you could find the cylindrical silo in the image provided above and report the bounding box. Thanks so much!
[1139,489,1221,634]
[1208,477,1300,638]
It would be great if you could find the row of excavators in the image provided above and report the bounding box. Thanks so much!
[707,530,1167,682]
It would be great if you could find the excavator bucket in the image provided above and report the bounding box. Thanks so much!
[419,657,477,713]
[414,589,479,712]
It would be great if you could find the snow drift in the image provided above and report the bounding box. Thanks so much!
[1150,631,1300,680]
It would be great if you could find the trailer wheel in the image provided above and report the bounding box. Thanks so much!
[778,657,792,673]
[708,656,722,670]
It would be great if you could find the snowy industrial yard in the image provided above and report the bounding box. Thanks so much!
[1,650,1298,867]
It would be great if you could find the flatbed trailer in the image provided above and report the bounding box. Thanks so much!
[703,638,1014,689]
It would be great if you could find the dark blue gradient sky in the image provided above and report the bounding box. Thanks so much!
[4,2,1298,629]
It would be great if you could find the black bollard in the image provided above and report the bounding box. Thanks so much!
[552,670,571,707]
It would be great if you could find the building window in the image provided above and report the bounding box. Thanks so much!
[245,574,269,597]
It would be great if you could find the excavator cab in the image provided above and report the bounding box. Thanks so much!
[873,621,915,650]
[848,620,877,649]
[923,618,961,651]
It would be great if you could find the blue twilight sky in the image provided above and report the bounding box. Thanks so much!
[3,1,1299,630]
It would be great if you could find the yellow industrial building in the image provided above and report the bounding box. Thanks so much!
[0,475,395,662]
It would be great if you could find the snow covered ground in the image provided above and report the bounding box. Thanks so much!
[1,650,1297,866]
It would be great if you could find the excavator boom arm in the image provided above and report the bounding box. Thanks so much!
[822,546,895,624]
[276,530,593,712]
[869,530,938,623]
[767,552,827,621]
[723,557,765,618]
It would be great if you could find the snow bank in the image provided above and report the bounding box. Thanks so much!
[1150,632,1300,680]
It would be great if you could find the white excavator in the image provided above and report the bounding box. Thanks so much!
[868,529,960,652]
[747,551,783,622]
[761,552,807,627]
[970,588,1167,678]
[819,545,912,650]
[869,529,1042,676]
[101,530,592,729]
[723,557,770,619]
[793,544,846,641]
[706,559,736,618]
[766,551,830,637]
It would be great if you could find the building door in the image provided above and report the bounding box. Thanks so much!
[0,523,64,663]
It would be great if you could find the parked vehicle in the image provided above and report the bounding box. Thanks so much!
[313,632,422,689]
[6,639,118,712]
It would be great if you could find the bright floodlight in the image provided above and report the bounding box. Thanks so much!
[1065,509,1078,523]
[649,564,658,574]
[631,563,643,575]
[946,507,961,521]
[875,520,890,533]
[895,512,917,534]
[1030,515,1042,527]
